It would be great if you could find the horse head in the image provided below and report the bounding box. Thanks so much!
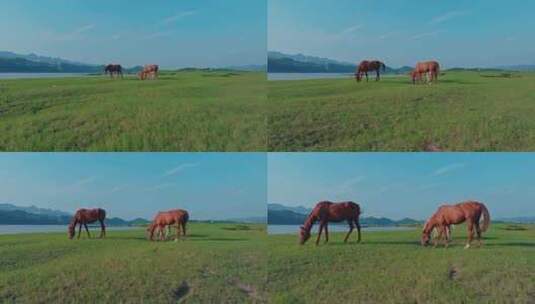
[421,221,433,246]
[299,225,311,245]
[68,223,76,239]
[411,70,419,84]
[146,224,155,240]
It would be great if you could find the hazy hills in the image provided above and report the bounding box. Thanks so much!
[0,51,265,73]
[0,203,264,225]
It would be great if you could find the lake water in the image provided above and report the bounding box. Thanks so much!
[268,225,414,235]
[0,225,140,235]
[0,73,90,80]
[268,73,354,81]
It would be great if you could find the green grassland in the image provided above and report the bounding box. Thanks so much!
[267,224,535,303]
[0,71,266,151]
[0,223,267,303]
[268,71,535,151]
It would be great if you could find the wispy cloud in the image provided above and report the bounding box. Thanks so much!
[109,185,128,193]
[411,30,442,40]
[161,10,196,25]
[163,163,199,177]
[143,31,174,39]
[45,24,95,41]
[74,24,95,34]
[378,31,396,40]
[334,176,366,197]
[73,176,96,187]
[145,183,174,192]
[430,10,469,25]
[432,163,466,177]
[340,24,363,35]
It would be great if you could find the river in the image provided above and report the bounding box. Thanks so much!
[0,225,140,235]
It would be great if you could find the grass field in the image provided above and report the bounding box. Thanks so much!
[268,71,535,151]
[267,223,535,303]
[0,223,267,303]
[0,71,266,151]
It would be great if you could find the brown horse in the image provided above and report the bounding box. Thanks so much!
[412,61,440,84]
[355,60,386,82]
[299,201,361,245]
[104,64,123,79]
[138,64,159,80]
[68,208,106,239]
[422,201,490,249]
[147,209,189,241]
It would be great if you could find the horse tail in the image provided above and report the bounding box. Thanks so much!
[480,203,490,232]
[183,212,189,223]
[354,203,361,217]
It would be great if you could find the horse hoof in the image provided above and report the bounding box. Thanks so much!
[464,244,470,249]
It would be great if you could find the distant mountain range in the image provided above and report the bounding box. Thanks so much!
[0,203,263,225]
[0,51,265,73]
[268,51,412,74]
[0,203,150,226]
[268,203,421,226]
[269,51,535,73]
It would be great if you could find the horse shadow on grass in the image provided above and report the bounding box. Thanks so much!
[189,237,249,242]
[435,79,479,85]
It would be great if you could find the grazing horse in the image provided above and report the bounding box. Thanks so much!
[104,64,123,79]
[147,209,189,241]
[68,208,106,239]
[355,60,386,82]
[412,61,440,84]
[299,201,361,245]
[138,64,159,80]
[421,201,490,249]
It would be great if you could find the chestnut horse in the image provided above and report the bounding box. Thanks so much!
[147,209,189,241]
[104,64,123,79]
[299,201,361,245]
[355,60,386,82]
[421,201,490,249]
[138,64,159,80]
[412,61,440,84]
[68,208,106,239]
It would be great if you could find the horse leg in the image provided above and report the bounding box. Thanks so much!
[175,222,180,240]
[433,227,440,248]
[316,222,324,246]
[99,220,106,238]
[84,224,91,238]
[343,221,355,243]
[441,226,449,248]
[78,223,82,239]
[324,224,329,243]
[475,223,482,247]
[182,222,187,236]
[465,221,474,249]
[365,72,369,82]
[355,220,361,243]
[376,70,380,81]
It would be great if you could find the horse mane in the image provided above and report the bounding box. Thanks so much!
[302,212,317,232]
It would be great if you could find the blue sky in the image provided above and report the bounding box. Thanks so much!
[0,153,266,221]
[268,153,535,220]
[0,0,266,68]
[269,0,535,68]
